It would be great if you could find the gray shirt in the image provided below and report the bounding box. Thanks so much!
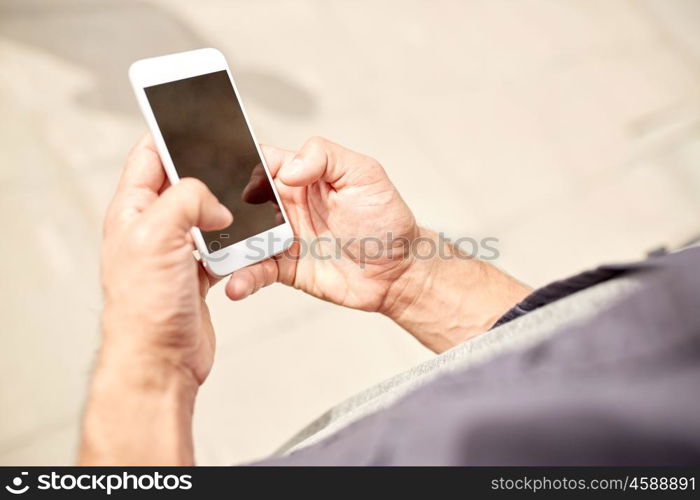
[257,246,700,465]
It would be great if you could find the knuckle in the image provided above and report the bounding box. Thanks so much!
[306,135,329,150]
[359,154,385,177]
[128,222,157,252]
[102,207,116,235]
[178,177,206,191]
[177,177,209,199]
[126,141,140,160]
[262,259,277,284]
[102,215,120,240]
[125,138,149,164]
[365,155,381,169]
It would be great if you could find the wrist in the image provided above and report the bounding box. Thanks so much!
[79,347,198,465]
[379,227,439,320]
[381,228,530,352]
[92,346,200,399]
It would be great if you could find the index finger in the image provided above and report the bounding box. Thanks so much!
[260,144,294,177]
[117,133,165,194]
[104,134,167,233]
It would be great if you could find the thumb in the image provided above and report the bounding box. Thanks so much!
[144,177,233,234]
[279,136,374,189]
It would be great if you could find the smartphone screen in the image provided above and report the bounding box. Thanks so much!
[144,70,283,252]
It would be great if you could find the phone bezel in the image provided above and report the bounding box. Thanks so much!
[129,48,293,277]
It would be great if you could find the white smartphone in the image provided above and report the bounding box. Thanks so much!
[129,48,293,276]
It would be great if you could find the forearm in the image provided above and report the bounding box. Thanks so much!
[79,348,198,465]
[382,228,531,353]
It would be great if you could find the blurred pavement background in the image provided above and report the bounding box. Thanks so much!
[1,0,699,465]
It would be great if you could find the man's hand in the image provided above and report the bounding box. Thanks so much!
[228,137,419,312]
[228,137,530,352]
[99,135,231,385]
[80,135,232,465]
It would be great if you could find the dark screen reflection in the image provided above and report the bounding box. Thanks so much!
[145,70,282,251]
